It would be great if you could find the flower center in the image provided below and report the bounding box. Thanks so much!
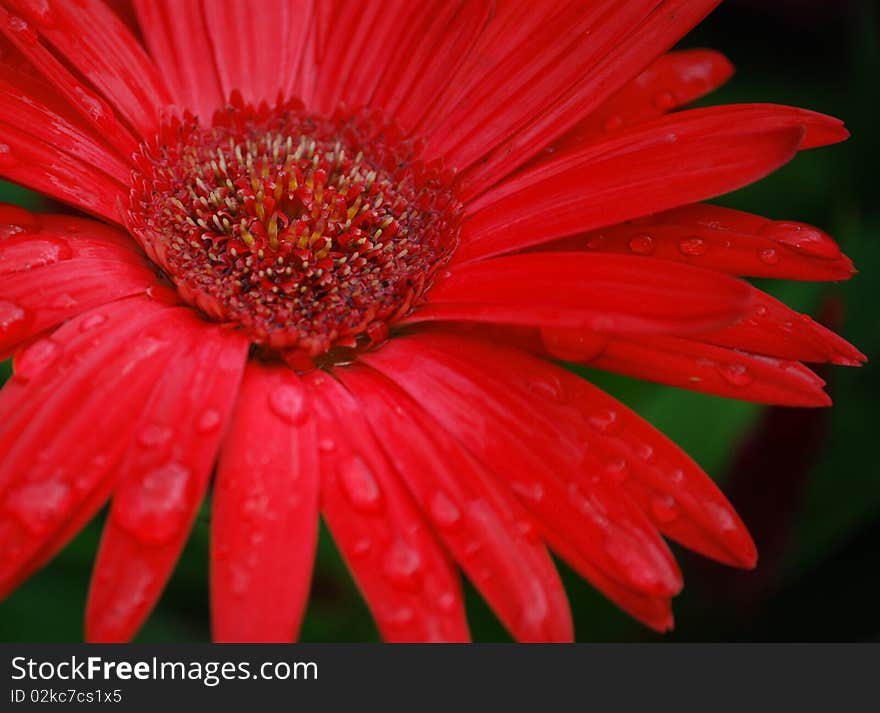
[127,96,461,367]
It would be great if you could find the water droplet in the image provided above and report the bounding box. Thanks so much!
[196,409,221,434]
[0,300,29,341]
[267,383,307,424]
[516,518,541,542]
[382,541,422,591]
[437,591,458,613]
[137,423,172,449]
[703,501,737,533]
[318,437,336,453]
[603,115,624,131]
[382,606,415,627]
[114,461,191,545]
[755,305,768,317]
[628,233,655,255]
[678,236,708,256]
[668,469,685,485]
[428,490,461,529]
[338,454,382,512]
[650,494,679,523]
[0,143,17,168]
[78,312,107,332]
[717,363,753,387]
[4,15,38,44]
[604,458,629,483]
[527,374,563,401]
[22,0,56,28]
[49,292,78,310]
[6,480,71,535]
[13,337,58,382]
[760,221,841,260]
[588,409,620,434]
[229,563,251,597]
[757,247,780,265]
[510,480,544,504]
[585,234,607,250]
[540,327,606,362]
[652,91,676,111]
[352,538,372,557]
[634,442,655,463]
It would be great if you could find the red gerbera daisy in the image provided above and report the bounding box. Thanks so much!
[0,0,864,643]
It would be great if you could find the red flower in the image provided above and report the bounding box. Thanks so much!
[0,0,864,642]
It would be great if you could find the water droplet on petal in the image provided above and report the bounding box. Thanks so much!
[678,236,708,256]
[21,0,56,28]
[6,480,72,535]
[13,337,58,382]
[650,494,680,523]
[0,300,29,342]
[761,221,841,260]
[585,234,607,250]
[527,374,563,401]
[268,383,307,424]
[428,490,461,529]
[318,437,336,453]
[137,423,172,449]
[0,143,18,168]
[114,461,191,545]
[196,409,221,434]
[628,233,655,255]
[49,292,78,310]
[78,312,107,332]
[4,15,38,45]
[382,541,422,591]
[652,91,676,111]
[352,538,372,557]
[758,247,780,265]
[510,480,544,504]
[588,409,620,434]
[717,363,753,387]
[605,458,629,483]
[338,454,382,512]
[437,591,458,613]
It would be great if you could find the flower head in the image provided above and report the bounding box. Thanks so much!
[0,0,864,642]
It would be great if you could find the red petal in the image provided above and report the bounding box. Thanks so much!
[203,0,313,110]
[539,203,856,281]
[211,362,320,643]
[409,252,752,335]
[546,49,734,152]
[0,4,139,156]
[362,336,683,601]
[459,105,847,262]
[0,220,161,356]
[85,317,249,642]
[337,364,573,642]
[132,0,223,120]
[0,296,187,598]
[305,371,470,642]
[6,0,172,140]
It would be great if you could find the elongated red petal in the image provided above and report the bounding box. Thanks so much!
[0,296,187,598]
[409,252,752,335]
[337,364,573,642]
[0,229,161,357]
[546,49,734,152]
[450,0,725,196]
[305,371,470,642]
[4,0,172,140]
[459,104,848,262]
[369,330,757,571]
[86,318,249,642]
[362,336,683,602]
[539,203,856,281]
[132,0,223,120]
[203,0,313,110]
[211,363,320,643]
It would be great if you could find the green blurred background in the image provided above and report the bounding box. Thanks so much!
[1,1,878,642]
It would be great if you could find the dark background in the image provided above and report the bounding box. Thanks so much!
[0,1,878,642]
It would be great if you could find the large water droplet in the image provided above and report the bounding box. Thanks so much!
[382,541,422,591]
[267,383,307,424]
[338,454,382,513]
[114,461,191,545]
[428,490,461,529]
[6,479,72,535]
[13,337,58,382]
[628,233,655,255]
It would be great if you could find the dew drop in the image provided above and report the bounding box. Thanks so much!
[13,337,58,382]
[196,409,221,434]
[318,437,336,453]
[585,234,607,250]
[588,409,620,434]
[628,233,655,255]
[757,247,780,265]
[0,300,29,342]
[437,591,458,613]
[382,541,422,591]
[510,480,545,504]
[6,480,71,535]
[516,518,541,542]
[267,383,307,424]
[49,292,78,310]
[678,236,708,256]
[717,363,753,387]
[527,374,563,401]
[22,0,56,28]
[4,15,38,45]
[428,490,461,529]
[0,143,18,168]
[604,458,629,483]
[338,454,382,512]
[78,312,107,332]
[650,494,680,523]
[137,423,172,449]
[352,538,372,557]
[114,461,191,545]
